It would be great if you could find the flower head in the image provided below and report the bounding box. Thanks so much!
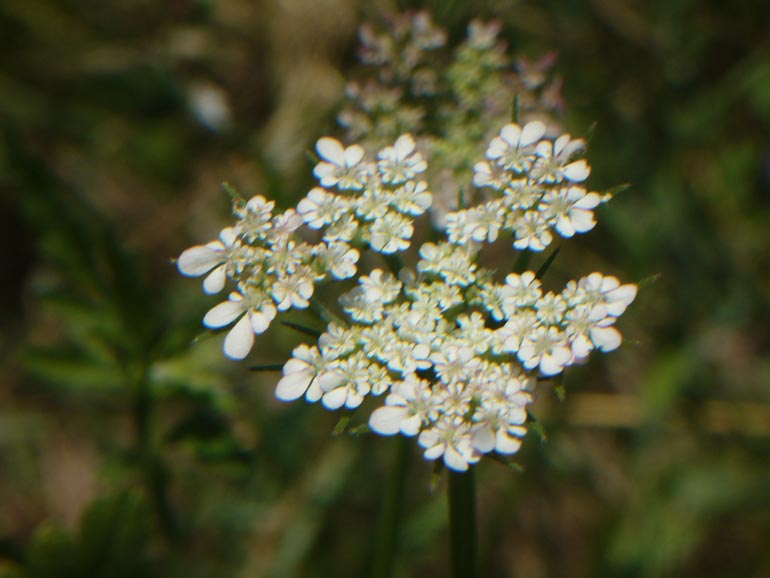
[178,23,637,472]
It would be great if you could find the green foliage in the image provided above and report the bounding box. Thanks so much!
[6,493,156,578]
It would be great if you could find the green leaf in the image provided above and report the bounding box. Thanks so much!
[281,320,322,338]
[77,492,157,578]
[535,247,561,279]
[24,525,79,578]
[250,363,286,372]
[527,411,547,443]
[512,250,531,273]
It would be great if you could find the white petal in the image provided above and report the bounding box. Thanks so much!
[316,137,345,165]
[219,227,238,247]
[520,121,546,147]
[539,354,563,376]
[306,379,323,402]
[444,446,469,472]
[275,370,314,401]
[472,425,495,453]
[423,444,444,460]
[495,431,522,454]
[591,325,622,351]
[555,215,576,238]
[345,391,364,409]
[571,334,593,358]
[322,387,348,410]
[223,314,254,359]
[369,406,406,435]
[500,123,522,146]
[606,284,638,315]
[570,209,596,233]
[317,371,345,392]
[574,192,601,209]
[249,305,275,334]
[553,134,571,156]
[203,299,244,328]
[563,160,590,182]
[202,265,227,294]
[343,144,364,167]
[400,414,422,436]
[178,245,222,276]
[394,134,415,158]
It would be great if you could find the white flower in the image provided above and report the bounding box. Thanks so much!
[360,320,396,362]
[203,290,277,359]
[275,344,324,402]
[369,211,413,253]
[418,419,480,472]
[360,269,403,305]
[319,323,358,360]
[456,312,491,354]
[391,180,432,215]
[417,242,477,286]
[472,160,510,190]
[177,227,238,294]
[577,273,638,318]
[517,325,572,376]
[533,135,589,184]
[563,304,624,357]
[339,286,384,324]
[369,375,433,436]
[377,134,427,184]
[271,268,314,311]
[487,121,546,173]
[496,310,539,354]
[430,345,478,384]
[319,241,359,280]
[268,209,304,243]
[297,187,344,229]
[502,271,542,312]
[504,180,543,210]
[511,210,553,251]
[535,292,567,325]
[541,186,601,238]
[314,137,369,190]
[588,317,624,352]
[417,242,451,275]
[265,240,303,276]
[472,374,531,454]
[323,213,359,243]
[355,185,390,220]
[320,353,372,410]
[240,195,276,241]
[449,202,504,244]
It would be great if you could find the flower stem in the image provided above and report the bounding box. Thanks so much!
[448,468,477,578]
[371,436,411,578]
[132,367,177,542]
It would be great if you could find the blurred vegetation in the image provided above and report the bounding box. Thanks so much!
[1,0,770,577]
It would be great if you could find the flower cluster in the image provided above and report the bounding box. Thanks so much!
[178,121,637,471]
[300,134,431,253]
[177,12,636,472]
[178,133,431,359]
[447,120,601,251]
[339,12,566,225]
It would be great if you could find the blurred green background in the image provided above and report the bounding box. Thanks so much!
[1,0,770,577]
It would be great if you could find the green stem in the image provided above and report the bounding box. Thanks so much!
[371,436,411,578]
[448,468,477,578]
[132,369,178,541]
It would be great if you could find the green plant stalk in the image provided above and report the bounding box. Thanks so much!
[132,367,178,541]
[448,468,477,578]
[371,436,411,578]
